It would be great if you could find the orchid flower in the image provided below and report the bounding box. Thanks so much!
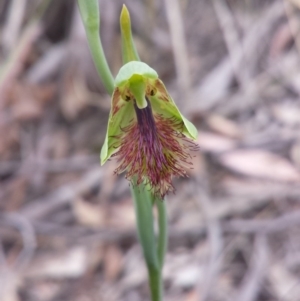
[101,61,198,198]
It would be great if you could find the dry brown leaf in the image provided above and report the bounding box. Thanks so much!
[26,247,88,279]
[99,162,118,202]
[206,114,242,138]
[269,23,293,58]
[197,131,237,153]
[86,243,105,272]
[269,263,300,301]
[60,74,91,120]
[220,150,300,182]
[9,82,54,121]
[0,125,20,159]
[184,289,199,301]
[103,244,124,282]
[121,249,147,288]
[290,142,300,168]
[0,269,21,301]
[187,152,205,177]
[12,98,42,121]
[24,281,61,301]
[164,252,206,292]
[288,0,300,9]
[173,263,203,288]
[73,198,106,227]
[2,177,27,211]
[109,199,136,230]
[50,130,70,159]
[221,177,299,198]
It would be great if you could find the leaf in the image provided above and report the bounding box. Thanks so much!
[197,131,237,152]
[27,247,88,279]
[103,245,124,281]
[220,150,300,182]
[206,114,241,138]
[72,198,105,227]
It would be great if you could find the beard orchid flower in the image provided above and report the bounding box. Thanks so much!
[101,61,198,198]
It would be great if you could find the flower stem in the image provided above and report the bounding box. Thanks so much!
[131,183,163,301]
[148,266,163,301]
[156,198,168,269]
[77,0,114,95]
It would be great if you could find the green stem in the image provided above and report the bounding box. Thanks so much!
[148,266,163,301]
[131,184,158,269]
[131,183,163,301]
[156,198,168,269]
[77,0,114,95]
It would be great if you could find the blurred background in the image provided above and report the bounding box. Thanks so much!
[1,0,300,300]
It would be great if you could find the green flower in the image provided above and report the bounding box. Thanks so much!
[101,61,198,197]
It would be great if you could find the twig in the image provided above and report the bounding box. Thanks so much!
[269,261,300,301]
[188,1,284,113]
[20,167,104,219]
[37,156,98,173]
[223,210,300,234]
[26,43,67,84]
[215,51,298,115]
[234,235,269,301]
[1,0,27,53]
[284,0,300,58]
[0,22,42,109]
[0,239,6,267]
[194,171,223,301]
[164,0,191,101]
[212,0,249,89]
[1,213,37,271]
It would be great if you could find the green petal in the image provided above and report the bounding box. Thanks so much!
[100,88,135,164]
[150,79,198,139]
[129,74,147,108]
[115,61,158,87]
[120,5,140,63]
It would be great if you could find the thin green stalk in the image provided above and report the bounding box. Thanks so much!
[131,183,162,301]
[77,0,114,95]
[156,198,168,269]
[148,266,163,301]
[131,183,158,269]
